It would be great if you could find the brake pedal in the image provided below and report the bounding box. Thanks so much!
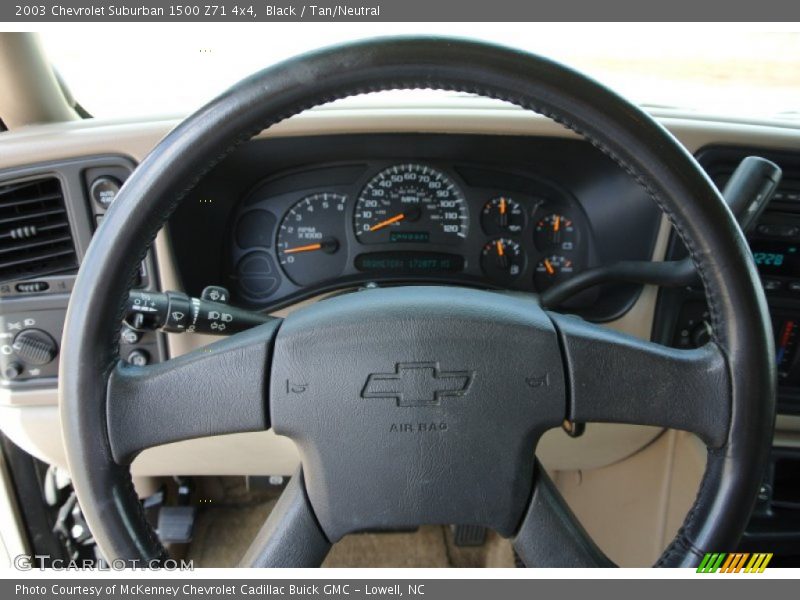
[157,506,196,544]
[451,524,487,547]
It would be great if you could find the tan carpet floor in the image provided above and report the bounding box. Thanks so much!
[184,478,515,568]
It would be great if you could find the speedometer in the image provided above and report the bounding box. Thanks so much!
[354,164,469,245]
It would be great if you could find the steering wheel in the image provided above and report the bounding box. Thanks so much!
[59,37,776,568]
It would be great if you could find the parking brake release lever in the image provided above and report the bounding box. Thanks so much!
[125,286,273,335]
[540,156,783,308]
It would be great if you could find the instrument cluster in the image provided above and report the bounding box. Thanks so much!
[229,161,592,309]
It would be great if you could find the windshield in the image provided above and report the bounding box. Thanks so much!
[41,24,800,121]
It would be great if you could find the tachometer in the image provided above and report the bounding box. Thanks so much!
[276,193,348,286]
[354,164,469,245]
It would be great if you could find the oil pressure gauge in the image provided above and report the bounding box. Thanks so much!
[481,196,525,235]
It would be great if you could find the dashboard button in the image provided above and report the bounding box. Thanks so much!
[690,321,713,347]
[789,281,800,293]
[121,327,140,345]
[762,278,783,291]
[756,223,799,237]
[3,362,23,380]
[201,285,230,303]
[127,349,150,367]
[15,281,49,293]
[90,176,121,208]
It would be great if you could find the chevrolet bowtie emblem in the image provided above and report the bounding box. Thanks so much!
[362,362,474,407]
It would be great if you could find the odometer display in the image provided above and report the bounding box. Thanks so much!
[354,164,469,245]
[355,252,464,274]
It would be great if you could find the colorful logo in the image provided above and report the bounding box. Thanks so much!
[697,553,773,573]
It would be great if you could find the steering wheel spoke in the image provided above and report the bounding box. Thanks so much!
[240,468,331,567]
[106,319,281,464]
[514,462,614,567]
[550,312,731,448]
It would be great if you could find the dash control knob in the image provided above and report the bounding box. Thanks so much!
[12,328,58,365]
[126,349,150,367]
[690,321,713,347]
[3,362,23,380]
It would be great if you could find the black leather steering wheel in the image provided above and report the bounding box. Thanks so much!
[59,37,776,567]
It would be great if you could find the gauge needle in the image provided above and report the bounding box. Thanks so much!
[499,197,507,215]
[283,236,341,255]
[543,258,556,275]
[553,216,561,232]
[495,240,505,256]
[369,213,405,232]
[283,243,323,254]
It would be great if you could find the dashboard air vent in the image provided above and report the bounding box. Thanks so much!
[700,147,800,214]
[772,175,800,205]
[0,177,77,283]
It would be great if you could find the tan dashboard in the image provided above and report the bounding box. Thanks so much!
[1,103,800,481]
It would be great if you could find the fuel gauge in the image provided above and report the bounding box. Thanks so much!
[481,238,525,285]
[535,255,574,290]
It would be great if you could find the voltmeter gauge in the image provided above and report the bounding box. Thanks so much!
[480,196,525,235]
[534,254,574,290]
[535,213,576,251]
[480,238,525,285]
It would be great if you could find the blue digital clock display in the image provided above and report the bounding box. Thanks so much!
[751,240,799,277]
[753,252,785,267]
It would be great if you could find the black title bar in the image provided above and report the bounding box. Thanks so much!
[4,0,800,22]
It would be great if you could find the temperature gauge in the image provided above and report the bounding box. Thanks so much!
[481,197,525,235]
[535,255,574,290]
[481,238,525,285]
[535,213,576,251]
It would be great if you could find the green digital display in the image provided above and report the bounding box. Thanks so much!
[355,252,464,274]
[389,231,430,243]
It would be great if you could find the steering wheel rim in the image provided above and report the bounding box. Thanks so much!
[59,36,775,567]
